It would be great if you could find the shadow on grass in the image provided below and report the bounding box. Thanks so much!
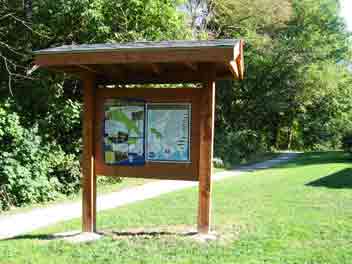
[0,232,79,242]
[100,229,198,240]
[306,168,352,189]
[1,229,199,242]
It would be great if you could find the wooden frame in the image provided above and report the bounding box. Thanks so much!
[198,67,216,234]
[82,75,97,232]
[94,88,201,181]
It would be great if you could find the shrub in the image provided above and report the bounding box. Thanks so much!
[342,133,352,153]
[213,157,225,168]
[0,103,81,211]
[39,99,82,155]
[215,128,266,166]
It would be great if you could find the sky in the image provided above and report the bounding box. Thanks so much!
[340,0,352,31]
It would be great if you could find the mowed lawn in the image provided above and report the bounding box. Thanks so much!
[1,152,352,264]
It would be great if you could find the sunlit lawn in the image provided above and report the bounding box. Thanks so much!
[1,151,352,263]
[2,153,274,216]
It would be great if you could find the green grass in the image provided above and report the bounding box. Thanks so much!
[2,151,352,263]
[2,152,275,216]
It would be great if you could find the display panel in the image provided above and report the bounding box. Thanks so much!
[95,88,201,180]
[146,103,191,162]
[104,99,145,165]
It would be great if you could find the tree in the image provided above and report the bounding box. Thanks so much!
[210,0,351,162]
[0,0,191,210]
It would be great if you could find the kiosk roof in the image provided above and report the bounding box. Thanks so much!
[33,39,244,83]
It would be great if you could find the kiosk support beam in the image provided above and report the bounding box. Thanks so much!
[82,74,97,233]
[197,65,216,234]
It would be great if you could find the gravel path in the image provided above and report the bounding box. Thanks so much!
[0,152,299,240]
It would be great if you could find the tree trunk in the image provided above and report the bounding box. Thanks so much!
[23,0,32,22]
[287,124,293,150]
[271,117,281,148]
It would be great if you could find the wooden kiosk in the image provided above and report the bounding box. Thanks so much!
[33,39,244,235]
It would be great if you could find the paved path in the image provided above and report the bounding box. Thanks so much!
[0,152,299,240]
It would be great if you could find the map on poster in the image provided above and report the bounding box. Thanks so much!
[146,104,191,162]
[104,99,145,165]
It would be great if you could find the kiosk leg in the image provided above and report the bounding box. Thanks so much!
[82,75,97,233]
[197,74,215,234]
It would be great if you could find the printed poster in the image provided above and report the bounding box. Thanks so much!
[104,99,145,165]
[146,104,191,162]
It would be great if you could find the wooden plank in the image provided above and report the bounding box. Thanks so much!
[184,62,198,71]
[96,87,200,99]
[230,39,245,80]
[82,74,97,233]
[34,47,235,66]
[47,63,235,84]
[94,88,201,181]
[197,65,216,234]
[48,66,86,76]
[150,63,161,75]
[78,65,103,75]
[95,65,233,84]
[95,71,209,84]
[236,40,245,80]
[229,60,240,80]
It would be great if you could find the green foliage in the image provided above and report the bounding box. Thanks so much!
[31,0,191,45]
[0,103,81,210]
[212,0,352,159]
[40,98,82,155]
[297,63,352,149]
[211,0,292,35]
[342,133,352,153]
[0,0,191,210]
[215,128,266,166]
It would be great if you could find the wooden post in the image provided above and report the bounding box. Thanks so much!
[197,66,216,234]
[82,74,97,233]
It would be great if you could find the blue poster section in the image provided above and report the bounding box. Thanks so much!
[146,104,191,162]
